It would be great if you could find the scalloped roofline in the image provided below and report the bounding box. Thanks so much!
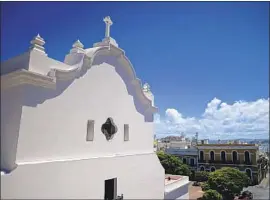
[1,44,158,114]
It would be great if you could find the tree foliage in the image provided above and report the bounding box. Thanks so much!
[194,171,210,182]
[257,155,269,169]
[201,182,211,191]
[157,151,191,176]
[200,189,222,200]
[205,167,250,200]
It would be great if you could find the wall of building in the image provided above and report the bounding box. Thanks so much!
[1,87,23,171]
[1,51,165,198]
[199,148,257,164]
[14,56,155,163]
[1,153,165,199]
[164,176,189,200]
[197,146,260,184]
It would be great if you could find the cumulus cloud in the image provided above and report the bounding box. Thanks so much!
[154,98,269,140]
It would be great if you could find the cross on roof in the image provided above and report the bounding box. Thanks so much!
[103,16,113,38]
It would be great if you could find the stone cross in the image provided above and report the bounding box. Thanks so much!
[103,16,113,38]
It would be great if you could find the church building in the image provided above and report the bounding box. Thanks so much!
[1,16,166,199]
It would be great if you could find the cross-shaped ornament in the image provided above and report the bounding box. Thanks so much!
[103,16,113,38]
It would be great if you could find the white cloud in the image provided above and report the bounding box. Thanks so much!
[154,98,269,140]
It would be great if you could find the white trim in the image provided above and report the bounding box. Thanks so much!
[199,150,204,160]
[1,46,158,114]
[182,157,187,164]
[197,146,258,150]
[245,168,253,180]
[199,166,205,171]
[232,150,238,162]
[190,158,195,166]
[210,166,216,172]
[197,162,258,167]
[209,150,215,161]
[220,150,227,161]
[1,69,56,90]
[244,150,251,162]
[17,152,155,165]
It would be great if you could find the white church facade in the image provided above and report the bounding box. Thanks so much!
[1,16,189,199]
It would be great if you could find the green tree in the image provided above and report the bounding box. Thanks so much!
[201,182,211,191]
[205,167,250,200]
[195,171,210,182]
[201,189,222,200]
[157,151,191,176]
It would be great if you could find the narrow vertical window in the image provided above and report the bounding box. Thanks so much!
[86,120,94,141]
[124,124,129,141]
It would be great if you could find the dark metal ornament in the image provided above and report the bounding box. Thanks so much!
[101,117,118,140]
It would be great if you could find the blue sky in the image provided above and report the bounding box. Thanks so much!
[1,2,269,139]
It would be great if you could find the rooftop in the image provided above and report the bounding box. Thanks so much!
[164,174,190,194]
[165,174,183,185]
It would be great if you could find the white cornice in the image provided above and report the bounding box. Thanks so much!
[1,44,157,114]
[1,69,56,90]
[49,45,157,113]
[17,151,155,165]
[197,146,258,150]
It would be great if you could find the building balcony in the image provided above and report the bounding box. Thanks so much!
[208,160,227,164]
[207,160,242,165]
[244,160,253,165]
[232,160,241,164]
[198,160,206,163]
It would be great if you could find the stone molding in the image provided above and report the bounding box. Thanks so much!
[1,69,56,90]
[197,146,258,150]
[1,45,157,114]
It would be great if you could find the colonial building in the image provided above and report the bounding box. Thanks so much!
[197,144,264,185]
[166,147,198,173]
[157,136,192,151]
[1,16,167,199]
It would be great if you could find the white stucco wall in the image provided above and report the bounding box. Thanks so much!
[16,58,154,162]
[1,87,23,171]
[1,50,165,199]
[1,153,165,199]
[164,176,190,200]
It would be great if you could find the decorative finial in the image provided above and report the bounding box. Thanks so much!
[72,40,84,49]
[103,16,113,38]
[29,33,47,55]
[69,39,85,54]
[143,83,151,92]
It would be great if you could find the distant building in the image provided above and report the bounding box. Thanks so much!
[170,140,192,149]
[166,147,198,173]
[157,136,192,151]
[197,139,209,145]
[197,143,264,185]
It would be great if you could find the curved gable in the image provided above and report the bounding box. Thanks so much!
[49,45,157,120]
[89,46,157,116]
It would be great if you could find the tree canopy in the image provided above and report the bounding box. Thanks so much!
[200,189,222,200]
[203,167,250,200]
[157,151,191,176]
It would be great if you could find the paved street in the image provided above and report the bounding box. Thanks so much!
[188,182,204,199]
[243,173,269,199]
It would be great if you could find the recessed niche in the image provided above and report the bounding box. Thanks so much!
[86,120,95,141]
[101,118,118,141]
[124,124,129,141]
